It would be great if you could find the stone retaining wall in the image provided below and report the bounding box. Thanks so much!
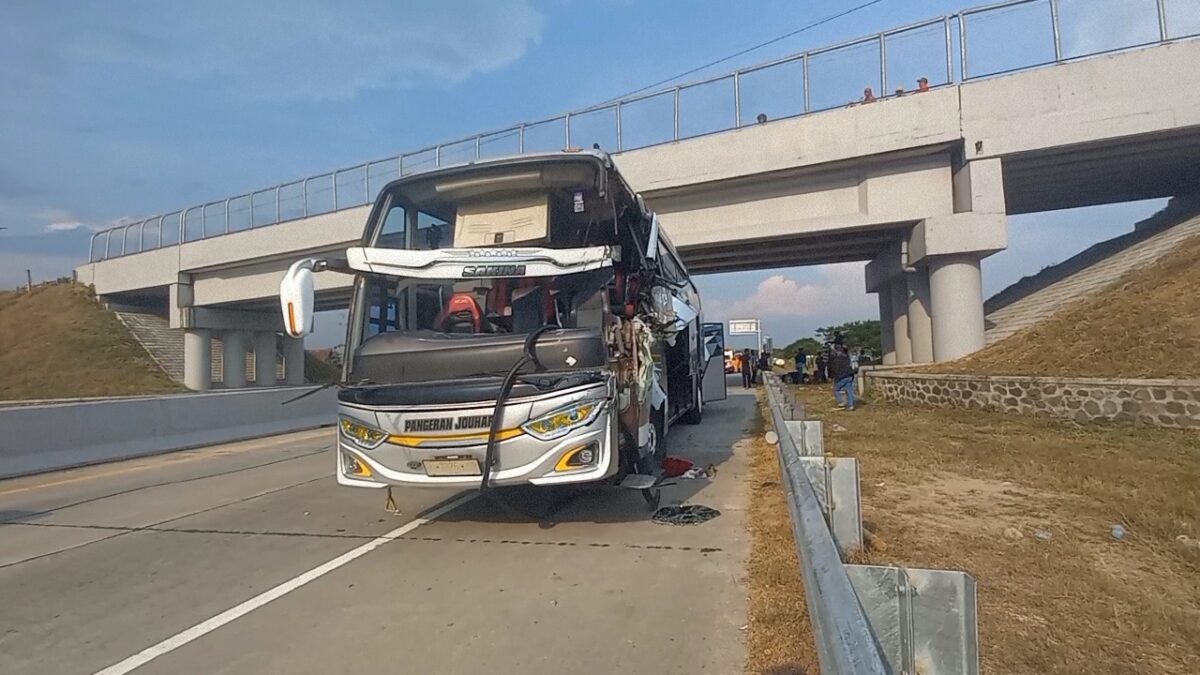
[864,371,1200,429]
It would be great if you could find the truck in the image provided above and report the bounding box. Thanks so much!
[278,150,727,506]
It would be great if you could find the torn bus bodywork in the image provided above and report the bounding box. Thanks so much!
[280,151,726,494]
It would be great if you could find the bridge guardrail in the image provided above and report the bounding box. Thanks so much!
[0,386,335,479]
[87,0,1197,263]
[762,373,979,674]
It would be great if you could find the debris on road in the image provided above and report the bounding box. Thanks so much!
[1110,524,1127,541]
[661,456,694,478]
[1034,528,1053,541]
[651,504,721,526]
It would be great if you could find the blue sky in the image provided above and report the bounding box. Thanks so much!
[2,0,1195,347]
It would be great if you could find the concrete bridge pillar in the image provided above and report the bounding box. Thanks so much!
[252,332,278,386]
[283,336,306,386]
[906,269,934,364]
[183,329,212,392]
[877,287,896,365]
[929,254,985,361]
[888,281,912,365]
[221,331,248,388]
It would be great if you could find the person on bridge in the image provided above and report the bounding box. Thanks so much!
[740,348,755,389]
[917,77,930,93]
[830,344,856,411]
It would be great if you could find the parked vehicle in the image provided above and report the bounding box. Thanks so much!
[279,151,726,504]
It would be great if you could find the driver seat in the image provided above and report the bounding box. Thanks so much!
[434,293,483,333]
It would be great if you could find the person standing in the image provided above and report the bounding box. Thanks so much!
[830,344,856,410]
[740,348,754,389]
[794,349,806,383]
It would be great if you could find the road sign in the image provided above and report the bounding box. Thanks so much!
[729,319,760,335]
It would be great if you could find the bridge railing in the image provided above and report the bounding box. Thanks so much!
[87,0,1198,262]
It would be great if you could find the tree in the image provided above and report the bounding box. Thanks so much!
[777,337,822,360]
[816,320,882,355]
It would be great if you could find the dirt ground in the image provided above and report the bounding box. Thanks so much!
[791,384,1200,674]
[924,233,1200,379]
[0,283,181,400]
[745,393,819,675]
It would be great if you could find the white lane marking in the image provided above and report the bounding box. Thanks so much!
[93,492,476,675]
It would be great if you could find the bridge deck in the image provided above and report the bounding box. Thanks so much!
[0,385,754,674]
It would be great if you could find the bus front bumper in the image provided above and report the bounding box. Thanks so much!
[334,407,619,489]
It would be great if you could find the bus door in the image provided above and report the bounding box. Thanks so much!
[701,322,727,402]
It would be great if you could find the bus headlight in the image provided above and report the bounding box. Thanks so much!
[522,400,603,441]
[339,416,387,449]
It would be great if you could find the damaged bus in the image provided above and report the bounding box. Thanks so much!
[279,150,726,505]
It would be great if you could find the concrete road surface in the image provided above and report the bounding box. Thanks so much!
[0,384,756,674]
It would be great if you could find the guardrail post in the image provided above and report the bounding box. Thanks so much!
[518,124,526,153]
[249,193,255,228]
[302,179,308,217]
[474,135,481,160]
[802,53,811,113]
[615,102,623,151]
[879,32,888,95]
[733,71,742,128]
[944,16,954,83]
[672,87,681,140]
[140,220,147,251]
[398,154,405,177]
[959,13,969,80]
[178,210,186,244]
[364,162,371,203]
[157,216,164,247]
[1049,0,1063,62]
[224,199,230,234]
[332,171,339,210]
[564,113,572,149]
[435,145,442,167]
[1157,0,1169,40]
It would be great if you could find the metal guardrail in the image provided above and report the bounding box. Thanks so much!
[763,372,980,674]
[87,0,1197,262]
[763,374,890,674]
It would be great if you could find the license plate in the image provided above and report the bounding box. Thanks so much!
[422,457,482,477]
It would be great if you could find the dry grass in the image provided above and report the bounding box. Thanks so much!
[794,384,1200,674]
[926,233,1200,379]
[745,394,819,675]
[0,283,181,400]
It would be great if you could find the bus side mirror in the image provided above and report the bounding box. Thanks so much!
[280,259,317,337]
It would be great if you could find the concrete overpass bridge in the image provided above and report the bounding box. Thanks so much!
[75,0,1200,389]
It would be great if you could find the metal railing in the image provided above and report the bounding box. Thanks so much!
[87,0,1196,263]
[762,374,889,674]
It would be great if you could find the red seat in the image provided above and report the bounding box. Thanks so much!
[435,293,483,333]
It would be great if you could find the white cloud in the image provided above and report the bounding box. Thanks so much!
[49,0,547,102]
[45,221,87,232]
[42,214,137,233]
[704,263,875,322]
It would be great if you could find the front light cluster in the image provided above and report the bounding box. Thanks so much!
[339,416,387,449]
[521,400,603,441]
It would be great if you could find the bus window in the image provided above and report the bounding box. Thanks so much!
[377,203,407,248]
[415,211,452,250]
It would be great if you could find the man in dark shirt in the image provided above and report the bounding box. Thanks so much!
[829,344,856,410]
[740,348,754,389]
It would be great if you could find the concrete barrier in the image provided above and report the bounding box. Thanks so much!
[0,386,336,479]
